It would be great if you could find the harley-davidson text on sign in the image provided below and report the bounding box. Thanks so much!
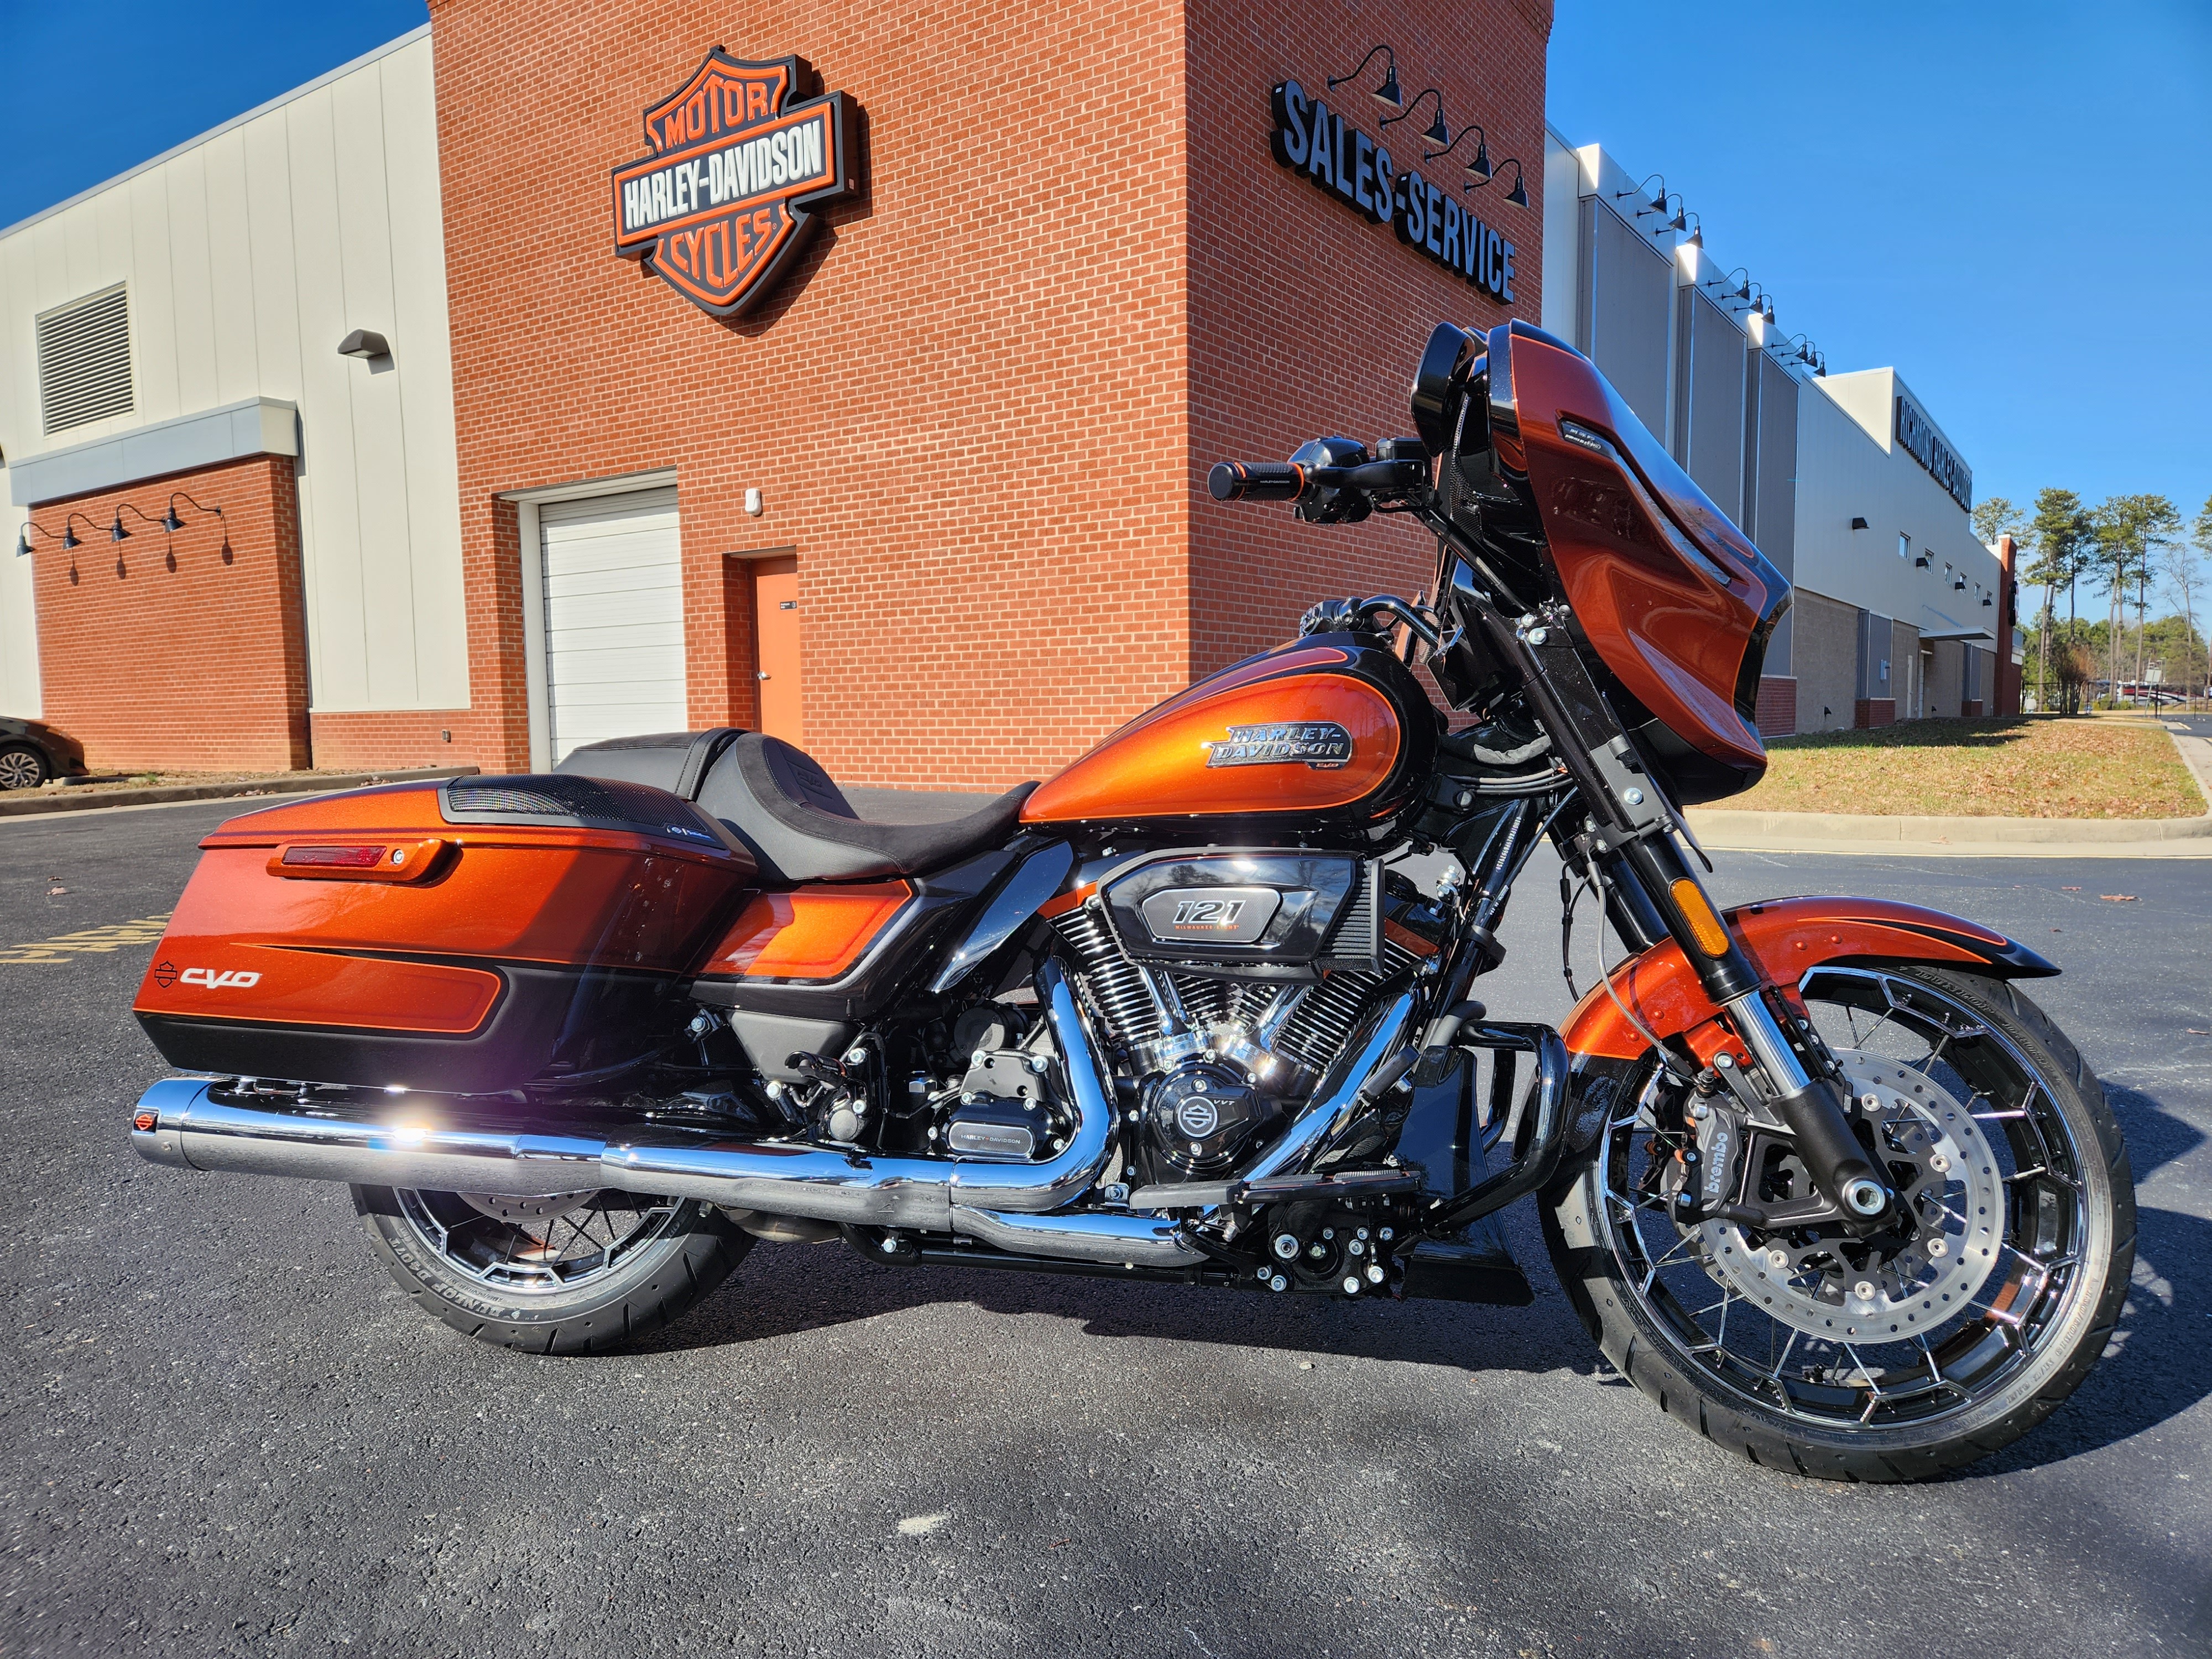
[612,51,860,317]
[1204,722,1354,769]
[1267,80,1515,305]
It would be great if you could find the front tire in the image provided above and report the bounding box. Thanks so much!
[353,1185,752,1353]
[1542,966,2134,1481]
[0,743,48,791]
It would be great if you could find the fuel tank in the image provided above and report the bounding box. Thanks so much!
[1021,637,1435,829]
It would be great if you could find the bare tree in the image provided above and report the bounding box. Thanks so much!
[2179,494,2212,711]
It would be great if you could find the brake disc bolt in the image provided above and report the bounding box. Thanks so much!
[1853,1280,1876,1301]
[1928,1152,1951,1173]
[1927,1237,1949,1258]
[1767,1248,1790,1270]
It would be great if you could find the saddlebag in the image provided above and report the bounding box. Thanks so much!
[133,775,756,1093]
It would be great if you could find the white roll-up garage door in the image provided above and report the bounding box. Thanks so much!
[538,488,686,763]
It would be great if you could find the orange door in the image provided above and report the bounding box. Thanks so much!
[750,556,802,744]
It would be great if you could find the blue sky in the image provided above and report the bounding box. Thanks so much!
[1548,1,2212,534]
[4,1,2206,536]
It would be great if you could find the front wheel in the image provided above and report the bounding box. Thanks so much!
[1542,964,2133,1481]
[353,1185,751,1353]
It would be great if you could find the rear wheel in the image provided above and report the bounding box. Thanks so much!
[1542,964,2133,1481]
[353,1185,750,1353]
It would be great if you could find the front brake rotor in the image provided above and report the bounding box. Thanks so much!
[1693,1050,2004,1342]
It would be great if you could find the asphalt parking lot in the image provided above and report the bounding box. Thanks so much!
[3,797,2207,1657]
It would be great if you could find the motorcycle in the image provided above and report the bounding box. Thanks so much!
[127,319,2132,1480]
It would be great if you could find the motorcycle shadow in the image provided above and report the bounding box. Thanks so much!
[645,1237,1603,1381]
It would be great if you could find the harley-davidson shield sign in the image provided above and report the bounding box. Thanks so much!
[612,51,860,317]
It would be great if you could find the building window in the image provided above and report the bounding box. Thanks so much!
[1898,533,1910,561]
[35,284,134,435]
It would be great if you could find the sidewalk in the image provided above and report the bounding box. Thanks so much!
[1685,727,2212,859]
[0,765,480,818]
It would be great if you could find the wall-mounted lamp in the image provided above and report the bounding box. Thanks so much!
[1761,295,1776,325]
[164,492,226,533]
[15,518,64,557]
[1619,172,1668,217]
[1469,156,1528,207]
[1954,573,1968,591]
[1679,210,1703,251]
[1850,517,1869,530]
[337,328,391,359]
[1983,593,1994,607]
[1424,121,1493,180]
[1379,86,1449,148]
[1661,194,1687,233]
[60,512,111,550]
[1326,45,1403,112]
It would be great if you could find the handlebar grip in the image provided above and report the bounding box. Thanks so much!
[1207,461,1306,502]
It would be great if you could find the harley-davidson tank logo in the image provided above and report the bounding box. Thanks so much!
[611,51,862,317]
[1202,722,1354,770]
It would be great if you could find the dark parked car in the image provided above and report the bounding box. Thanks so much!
[0,717,88,790]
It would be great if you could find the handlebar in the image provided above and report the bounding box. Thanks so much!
[1207,461,1307,502]
[1206,456,1428,504]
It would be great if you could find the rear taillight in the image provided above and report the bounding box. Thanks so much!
[281,844,387,868]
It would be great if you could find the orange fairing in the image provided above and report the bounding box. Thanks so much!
[698,883,911,981]
[1562,896,2039,1063]
[1022,669,1399,823]
[1508,329,1785,777]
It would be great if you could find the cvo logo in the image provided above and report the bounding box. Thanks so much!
[177,967,262,990]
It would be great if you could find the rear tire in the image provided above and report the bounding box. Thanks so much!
[353,1185,752,1354]
[1542,966,2133,1481]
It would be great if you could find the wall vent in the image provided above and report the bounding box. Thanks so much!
[35,284,134,435]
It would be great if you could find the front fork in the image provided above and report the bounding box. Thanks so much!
[1605,833,1893,1232]
[1491,609,1896,1233]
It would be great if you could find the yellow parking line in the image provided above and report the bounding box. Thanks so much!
[0,914,173,965]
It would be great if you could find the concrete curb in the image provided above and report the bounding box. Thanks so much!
[0,765,481,818]
[1686,730,2212,858]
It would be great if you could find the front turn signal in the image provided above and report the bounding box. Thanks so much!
[1671,879,1732,957]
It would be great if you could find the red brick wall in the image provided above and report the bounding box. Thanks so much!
[1185,0,1551,677]
[27,455,310,773]
[1754,675,1797,738]
[427,0,1193,789]
[424,0,1548,789]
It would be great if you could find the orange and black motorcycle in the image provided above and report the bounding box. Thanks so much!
[128,321,2131,1480]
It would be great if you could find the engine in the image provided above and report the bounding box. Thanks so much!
[1050,853,1446,1186]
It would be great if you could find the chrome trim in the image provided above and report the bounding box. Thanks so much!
[927,840,1074,994]
[951,1208,1202,1267]
[945,959,1113,1212]
[1238,989,1420,1185]
[1723,991,1815,1095]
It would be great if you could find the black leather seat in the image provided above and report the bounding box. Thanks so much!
[555,729,1035,884]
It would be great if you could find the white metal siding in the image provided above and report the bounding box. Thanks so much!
[539,489,686,763]
[0,29,465,717]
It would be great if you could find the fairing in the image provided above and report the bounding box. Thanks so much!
[1430,321,1791,804]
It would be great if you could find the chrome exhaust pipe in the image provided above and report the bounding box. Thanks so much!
[131,963,1120,1240]
[129,963,1417,1274]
